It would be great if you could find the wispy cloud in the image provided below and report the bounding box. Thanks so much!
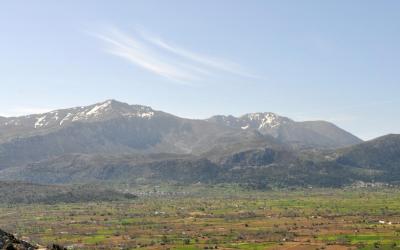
[138,29,262,79]
[93,26,262,85]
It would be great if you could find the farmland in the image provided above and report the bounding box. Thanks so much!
[1,185,400,250]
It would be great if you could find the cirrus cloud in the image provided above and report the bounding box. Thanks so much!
[93,26,263,85]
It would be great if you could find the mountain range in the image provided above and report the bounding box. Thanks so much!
[0,99,398,188]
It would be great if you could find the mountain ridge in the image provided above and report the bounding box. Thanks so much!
[0,99,382,188]
[0,99,362,145]
[207,112,362,149]
[0,99,362,170]
[0,100,158,138]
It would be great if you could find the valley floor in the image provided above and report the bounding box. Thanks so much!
[1,186,400,250]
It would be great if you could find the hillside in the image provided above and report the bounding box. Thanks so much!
[0,148,361,188]
[333,134,400,183]
[0,181,136,204]
[4,100,399,189]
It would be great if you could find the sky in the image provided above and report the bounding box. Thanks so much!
[0,0,399,140]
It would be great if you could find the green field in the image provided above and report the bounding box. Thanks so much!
[1,185,400,249]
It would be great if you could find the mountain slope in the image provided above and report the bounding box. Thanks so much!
[0,99,368,188]
[0,100,156,142]
[0,153,220,184]
[207,113,362,149]
[336,134,400,167]
[0,101,284,169]
[1,134,399,188]
[0,147,357,188]
[0,181,136,204]
[300,121,362,147]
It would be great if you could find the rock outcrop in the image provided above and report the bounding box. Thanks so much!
[0,229,36,250]
[0,229,65,250]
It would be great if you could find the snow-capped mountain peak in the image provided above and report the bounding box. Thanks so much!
[241,112,289,129]
[1,100,156,130]
[207,112,291,132]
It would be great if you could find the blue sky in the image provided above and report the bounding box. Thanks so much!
[0,1,399,139]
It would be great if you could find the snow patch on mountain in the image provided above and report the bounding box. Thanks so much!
[34,115,47,128]
[60,113,73,126]
[0,100,156,130]
[86,100,112,116]
[242,112,286,129]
